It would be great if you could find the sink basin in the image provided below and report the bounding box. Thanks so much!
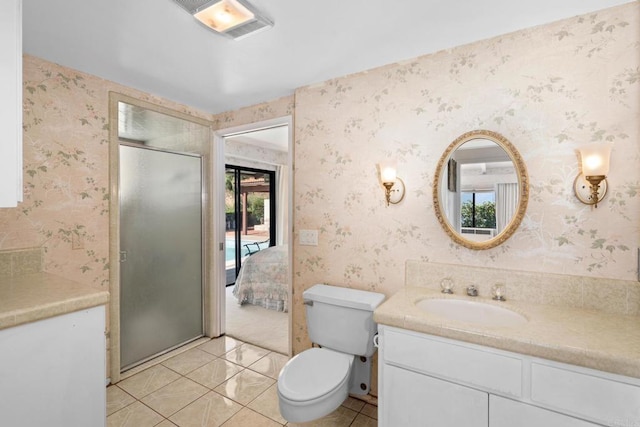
[415,298,527,327]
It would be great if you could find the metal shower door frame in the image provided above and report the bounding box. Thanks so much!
[118,141,206,371]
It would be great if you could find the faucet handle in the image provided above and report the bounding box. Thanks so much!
[466,285,478,297]
[491,283,506,301]
[440,278,454,294]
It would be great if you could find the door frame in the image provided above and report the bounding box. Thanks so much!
[108,92,215,383]
[213,116,293,356]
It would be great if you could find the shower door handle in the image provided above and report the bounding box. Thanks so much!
[119,251,128,263]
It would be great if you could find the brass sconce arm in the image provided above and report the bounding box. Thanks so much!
[382,178,406,206]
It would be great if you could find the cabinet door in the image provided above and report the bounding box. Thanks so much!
[0,306,106,426]
[382,364,488,427]
[0,0,22,207]
[490,395,599,427]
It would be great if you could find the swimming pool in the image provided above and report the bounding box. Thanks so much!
[225,239,269,262]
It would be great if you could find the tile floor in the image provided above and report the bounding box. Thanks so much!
[107,336,378,426]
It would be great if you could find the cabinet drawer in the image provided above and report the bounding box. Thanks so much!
[490,395,599,427]
[383,364,488,427]
[531,363,640,425]
[383,327,522,397]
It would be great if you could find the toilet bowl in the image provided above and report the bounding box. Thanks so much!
[277,348,353,423]
[276,284,385,423]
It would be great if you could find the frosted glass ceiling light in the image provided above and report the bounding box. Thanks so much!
[173,0,273,40]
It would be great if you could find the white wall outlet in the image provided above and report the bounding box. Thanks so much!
[299,229,319,246]
[72,233,84,250]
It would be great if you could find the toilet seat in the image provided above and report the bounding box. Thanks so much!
[278,348,352,402]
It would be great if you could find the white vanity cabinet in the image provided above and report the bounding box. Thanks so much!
[0,0,23,207]
[0,306,107,427]
[378,325,640,427]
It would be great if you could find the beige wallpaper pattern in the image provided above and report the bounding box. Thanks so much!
[211,96,294,131]
[291,4,639,352]
[0,55,212,288]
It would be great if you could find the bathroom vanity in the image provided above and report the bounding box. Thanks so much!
[375,287,640,427]
[0,272,109,427]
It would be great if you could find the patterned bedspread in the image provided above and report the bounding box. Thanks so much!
[232,245,288,312]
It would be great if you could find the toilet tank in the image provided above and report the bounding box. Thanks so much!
[303,284,385,357]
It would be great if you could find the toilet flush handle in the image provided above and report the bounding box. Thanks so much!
[303,300,313,306]
[373,334,380,348]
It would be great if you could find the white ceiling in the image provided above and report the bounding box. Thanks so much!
[23,0,631,115]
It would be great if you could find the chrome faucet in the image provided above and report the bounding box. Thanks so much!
[466,285,478,297]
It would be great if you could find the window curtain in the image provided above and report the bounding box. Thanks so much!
[276,165,288,245]
[495,183,518,234]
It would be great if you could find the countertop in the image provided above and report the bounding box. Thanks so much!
[0,273,109,330]
[374,287,640,379]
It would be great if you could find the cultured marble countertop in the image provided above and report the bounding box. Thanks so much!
[374,287,640,379]
[0,273,109,330]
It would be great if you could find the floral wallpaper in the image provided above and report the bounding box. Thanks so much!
[0,55,212,289]
[225,140,288,170]
[211,96,294,131]
[291,3,639,352]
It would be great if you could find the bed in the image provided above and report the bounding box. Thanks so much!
[232,244,288,312]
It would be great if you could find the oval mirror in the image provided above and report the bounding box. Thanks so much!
[433,130,529,250]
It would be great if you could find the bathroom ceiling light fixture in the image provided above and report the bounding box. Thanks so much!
[573,142,612,208]
[378,160,406,206]
[173,0,273,40]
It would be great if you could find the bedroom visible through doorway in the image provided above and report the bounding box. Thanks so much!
[221,122,290,355]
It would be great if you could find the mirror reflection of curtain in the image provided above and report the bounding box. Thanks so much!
[495,183,518,234]
[276,165,288,245]
[443,161,460,232]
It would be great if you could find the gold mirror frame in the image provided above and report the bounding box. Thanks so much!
[432,130,529,250]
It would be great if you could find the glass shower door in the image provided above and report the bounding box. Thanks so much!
[119,144,203,370]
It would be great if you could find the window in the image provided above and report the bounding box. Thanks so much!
[225,165,275,285]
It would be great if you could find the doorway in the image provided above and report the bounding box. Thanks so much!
[215,118,292,356]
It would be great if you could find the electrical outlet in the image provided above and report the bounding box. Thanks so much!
[72,234,84,250]
[299,229,318,246]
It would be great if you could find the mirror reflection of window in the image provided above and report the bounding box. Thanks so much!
[457,145,516,242]
[461,191,496,241]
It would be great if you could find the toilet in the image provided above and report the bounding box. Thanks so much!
[277,284,385,423]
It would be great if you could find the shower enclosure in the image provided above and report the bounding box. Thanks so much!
[109,95,214,382]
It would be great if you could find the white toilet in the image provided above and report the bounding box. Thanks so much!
[277,284,385,423]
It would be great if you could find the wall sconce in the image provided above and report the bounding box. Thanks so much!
[379,160,406,206]
[573,142,612,208]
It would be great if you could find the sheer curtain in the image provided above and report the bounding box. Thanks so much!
[495,183,518,234]
[276,165,288,245]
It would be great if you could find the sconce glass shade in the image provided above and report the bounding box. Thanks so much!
[194,0,254,32]
[578,142,612,177]
[378,160,405,206]
[379,160,397,184]
[574,142,613,208]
